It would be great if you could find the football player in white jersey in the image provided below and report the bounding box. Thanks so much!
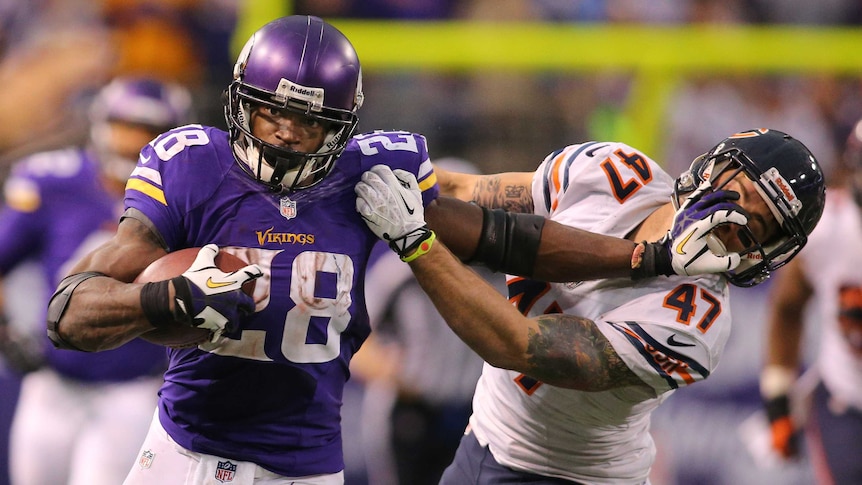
[761,120,862,484]
[355,129,826,484]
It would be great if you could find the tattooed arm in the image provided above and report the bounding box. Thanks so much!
[525,314,647,390]
[433,166,534,213]
[405,234,649,391]
[426,167,645,282]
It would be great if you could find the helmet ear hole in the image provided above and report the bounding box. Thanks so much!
[674,153,709,195]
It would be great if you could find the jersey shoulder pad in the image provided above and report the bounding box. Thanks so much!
[535,141,672,214]
[596,281,731,393]
[347,130,437,204]
[5,148,93,212]
[125,125,233,210]
[10,147,91,184]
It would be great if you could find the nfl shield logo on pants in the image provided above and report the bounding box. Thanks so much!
[215,460,237,483]
[138,449,155,469]
[280,196,297,220]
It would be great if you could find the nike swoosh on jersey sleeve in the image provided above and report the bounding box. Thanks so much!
[609,321,711,390]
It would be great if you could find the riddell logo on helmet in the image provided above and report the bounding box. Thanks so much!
[277,79,324,110]
[289,84,322,99]
[774,177,797,202]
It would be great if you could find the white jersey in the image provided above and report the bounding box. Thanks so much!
[797,189,862,410]
[469,142,733,484]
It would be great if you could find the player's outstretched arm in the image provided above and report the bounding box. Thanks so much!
[414,239,648,391]
[428,169,747,281]
[434,166,535,213]
[357,165,647,390]
[47,217,169,351]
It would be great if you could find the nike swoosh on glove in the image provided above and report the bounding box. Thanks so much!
[355,165,433,258]
[171,244,262,343]
[632,181,749,279]
[666,182,749,276]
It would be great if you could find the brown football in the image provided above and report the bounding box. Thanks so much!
[135,247,254,348]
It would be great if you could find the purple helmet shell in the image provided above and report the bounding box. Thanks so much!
[225,15,364,192]
[90,77,192,130]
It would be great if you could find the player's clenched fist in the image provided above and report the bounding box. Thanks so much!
[141,244,262,343]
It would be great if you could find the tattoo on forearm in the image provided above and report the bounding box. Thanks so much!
[525,314,644,391]
[471,175,533,213]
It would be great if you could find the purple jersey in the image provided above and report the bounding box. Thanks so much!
[124,125,438,476]
[0,148,167,381]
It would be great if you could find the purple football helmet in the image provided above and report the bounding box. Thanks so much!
[674,128,825,287]
[90,77,192,131]
[89,76,193,181]
[224,15,364,192]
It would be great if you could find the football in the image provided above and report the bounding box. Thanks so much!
[135,247,254,348]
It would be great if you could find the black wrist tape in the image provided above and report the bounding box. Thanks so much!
[630,241,674,279]
[764,395,791,424]
[140,280,175,328]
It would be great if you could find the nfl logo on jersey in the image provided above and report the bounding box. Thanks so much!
[138,449,154,469]
[280,196,297,220]
[215,460,237,482]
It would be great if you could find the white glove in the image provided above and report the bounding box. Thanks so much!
[172,244,262,342]
[667,182,748,276]
[633,182,749,279]
[355,165,433,258]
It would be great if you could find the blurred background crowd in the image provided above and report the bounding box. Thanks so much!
[2,0,862,484]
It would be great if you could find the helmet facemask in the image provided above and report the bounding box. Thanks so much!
[226,80,358,192]
[675,149,808,287]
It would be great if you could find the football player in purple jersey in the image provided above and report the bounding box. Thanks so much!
[45,16,746,485]
[0,76,191,485]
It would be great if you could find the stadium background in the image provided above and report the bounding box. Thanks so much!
[1,1,860,483]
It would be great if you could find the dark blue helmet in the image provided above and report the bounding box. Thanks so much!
[225,15,364,191]
[674,128,826,287]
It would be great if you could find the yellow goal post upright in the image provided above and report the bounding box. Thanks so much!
[231,4,862,163]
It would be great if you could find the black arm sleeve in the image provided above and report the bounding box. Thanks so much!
[46,271,107,351]
[467,206,545,278]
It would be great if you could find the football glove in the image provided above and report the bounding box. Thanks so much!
[634,182,749,278]
[355,165,434,260]
[760,365,800,459]
[0,316,44,374]
[764,394,800,458]
[170,244,262,342]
